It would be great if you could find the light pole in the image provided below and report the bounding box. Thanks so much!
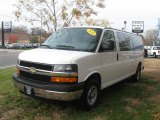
[31,28,35,48]
[1,22,4,48]
[124,21,127,31]
[40,12,42,46]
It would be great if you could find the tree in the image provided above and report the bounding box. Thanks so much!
[145,29,159,46]
[86,18,110,27]
[12,26,28,33]
[32,27,46,35]
[138,34,146,45]
[14,0,105,33]
[31,36,39,43]
[31,27,49,43]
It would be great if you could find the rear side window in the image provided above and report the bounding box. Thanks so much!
[131,35,143,50]
[117,32,130,51]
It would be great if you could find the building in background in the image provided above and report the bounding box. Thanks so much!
[0,32,31,44]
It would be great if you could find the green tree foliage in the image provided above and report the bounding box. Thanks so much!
[14,0,105,33]
[31,36,39,43]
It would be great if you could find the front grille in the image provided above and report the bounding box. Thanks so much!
[20,70,51,83]
[20,61,53,71]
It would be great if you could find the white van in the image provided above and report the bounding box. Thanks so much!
[13,27,144,110]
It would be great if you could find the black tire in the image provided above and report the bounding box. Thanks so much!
[144,49,148,58]
[153,53,157,58]
[80,77,100,110]
[132,65,141,82]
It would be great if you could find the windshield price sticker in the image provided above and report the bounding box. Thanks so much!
[86,29,97,36]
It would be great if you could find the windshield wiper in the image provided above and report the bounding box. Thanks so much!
[40,44,52,48]
[55,45,75,50]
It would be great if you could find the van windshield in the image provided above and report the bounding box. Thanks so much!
[42,27,102,52]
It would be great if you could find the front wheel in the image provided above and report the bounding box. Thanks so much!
[132,65,141,82]
[80,77,100,110]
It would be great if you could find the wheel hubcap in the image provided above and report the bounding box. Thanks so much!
[87,85,98,106]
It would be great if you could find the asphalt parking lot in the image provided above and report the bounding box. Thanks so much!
[0,49,23,69]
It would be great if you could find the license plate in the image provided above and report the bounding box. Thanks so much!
[24,86,34,95]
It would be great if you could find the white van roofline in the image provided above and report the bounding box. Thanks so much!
[63,26,105,29]
[63,26,138,35]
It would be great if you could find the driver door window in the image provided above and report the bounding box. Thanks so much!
[101,30,116,51]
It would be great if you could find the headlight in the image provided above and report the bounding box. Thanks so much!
[51,64,78,83]
[53,64,78,72]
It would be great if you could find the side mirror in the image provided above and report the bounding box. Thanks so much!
[101,40,115,51]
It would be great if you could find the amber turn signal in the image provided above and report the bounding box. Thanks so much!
[17,67,20,75]
[51,77,77,83]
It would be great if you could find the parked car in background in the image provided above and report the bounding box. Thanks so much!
[4,42,40,49]
[32,43,40,48]
[12,43,25,49]
[20,44,26,49]
[12,43,20,49]
[5,43,27,49]
[5,43,14,49]
[24,44,32,48]
[147,46,160,58]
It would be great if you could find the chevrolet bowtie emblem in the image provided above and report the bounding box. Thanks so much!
[29,67,36,74]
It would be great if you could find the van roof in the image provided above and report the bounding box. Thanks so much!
[64,26,105,29]
[63,26,138,35]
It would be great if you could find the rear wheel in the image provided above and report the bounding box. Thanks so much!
[153,53,157,58]
[132,65,141,82]
[80,77,100,110]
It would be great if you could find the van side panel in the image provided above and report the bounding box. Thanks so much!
[130,35,144,72]
[100,30,123,88]
[116,32,134,76]
[100,30,144,89]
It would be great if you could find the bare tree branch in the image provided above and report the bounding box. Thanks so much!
[14,0,106,32]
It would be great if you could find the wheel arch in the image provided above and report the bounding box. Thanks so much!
[138,61,142,68]
[83,72,101,89]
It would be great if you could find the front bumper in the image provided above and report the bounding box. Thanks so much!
[12,73,84,101]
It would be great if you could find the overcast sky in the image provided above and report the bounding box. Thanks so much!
[0,0,160,33]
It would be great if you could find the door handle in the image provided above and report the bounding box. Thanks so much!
[117,53,119,61]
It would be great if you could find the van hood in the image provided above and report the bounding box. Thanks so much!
[19,48,92,65]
